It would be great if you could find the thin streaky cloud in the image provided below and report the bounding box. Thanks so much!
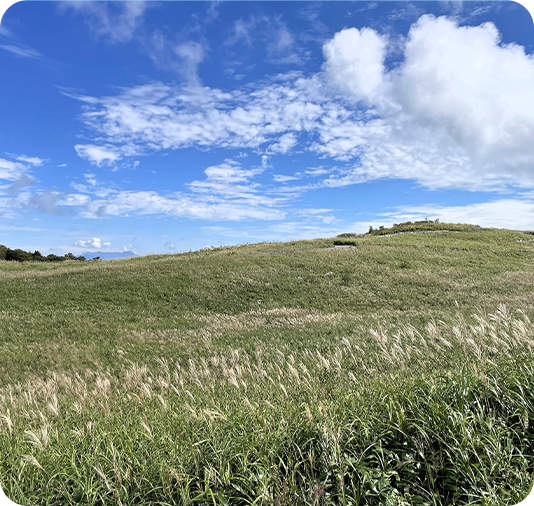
[0,43,42,59]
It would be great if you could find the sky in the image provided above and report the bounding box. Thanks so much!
[1,0,534,256]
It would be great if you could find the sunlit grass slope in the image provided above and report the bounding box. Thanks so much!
[1,224,533,505]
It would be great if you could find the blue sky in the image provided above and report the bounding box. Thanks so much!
[1,0,533,256]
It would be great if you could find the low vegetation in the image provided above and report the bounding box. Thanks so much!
[1,225,533,505]
[0,245,86,263]
[358,220,482,237]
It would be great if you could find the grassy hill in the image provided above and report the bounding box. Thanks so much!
[1,224,533,505]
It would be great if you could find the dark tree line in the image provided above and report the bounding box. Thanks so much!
[0,245,86,263]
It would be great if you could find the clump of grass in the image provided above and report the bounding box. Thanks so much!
[1,306,533,505]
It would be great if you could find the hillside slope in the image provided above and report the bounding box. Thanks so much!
[0,227,532,384]
[1,225,533,505]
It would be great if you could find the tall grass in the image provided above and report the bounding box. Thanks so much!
[1,305,533,505]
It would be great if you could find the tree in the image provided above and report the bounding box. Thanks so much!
[7,249,33,262]
[32,250,45,262]
[0,244,6,260]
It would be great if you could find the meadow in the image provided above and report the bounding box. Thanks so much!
[0,223,533,505]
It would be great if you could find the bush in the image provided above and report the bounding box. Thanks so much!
[46,254,66,262]
[333,239,358,246]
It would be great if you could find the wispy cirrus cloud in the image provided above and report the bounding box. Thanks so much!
[142,34,207,84]
[59,1,212,85]
[58,1,148,44]
[0,43,42,60]
[1,16,38,60]
[0,24,11,37]
[226,13,307,65]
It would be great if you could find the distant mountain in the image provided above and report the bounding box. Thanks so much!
[81,251,137,260]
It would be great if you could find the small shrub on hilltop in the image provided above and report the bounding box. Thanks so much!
[333,239,358,246]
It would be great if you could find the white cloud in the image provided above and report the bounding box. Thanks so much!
[143,33,207,83]
[0,158,26,181]
[59,1,148,44]
[61,157,288,221]
[81,190,285,221]
[318,15,534,190]
[66,79,326,155]
[30,156,283,222]
[198,160,262,185]
[75,144,121,166]
[273,174,301,182]
[75,237,111,249]
[262,221,342,239]
[0,37,59,66]
[174,41,205,85]
[15,155,44,166]
[396,15,534,166]
[296,208,339,224]
[267,132,298,154]
[0,44,42,60]
[202,220,344,242]
[226,17,259,47]
[226,14,305,65]
[59,194,91,206]
[266,16,295,56]
[305,167,331,176]
[322,27,388,104]
[0,25,11,37]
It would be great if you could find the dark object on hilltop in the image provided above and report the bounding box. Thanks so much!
[0,245,86,263]
[333,239,358,246]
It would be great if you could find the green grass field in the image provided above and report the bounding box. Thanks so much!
[1,224,533,505]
